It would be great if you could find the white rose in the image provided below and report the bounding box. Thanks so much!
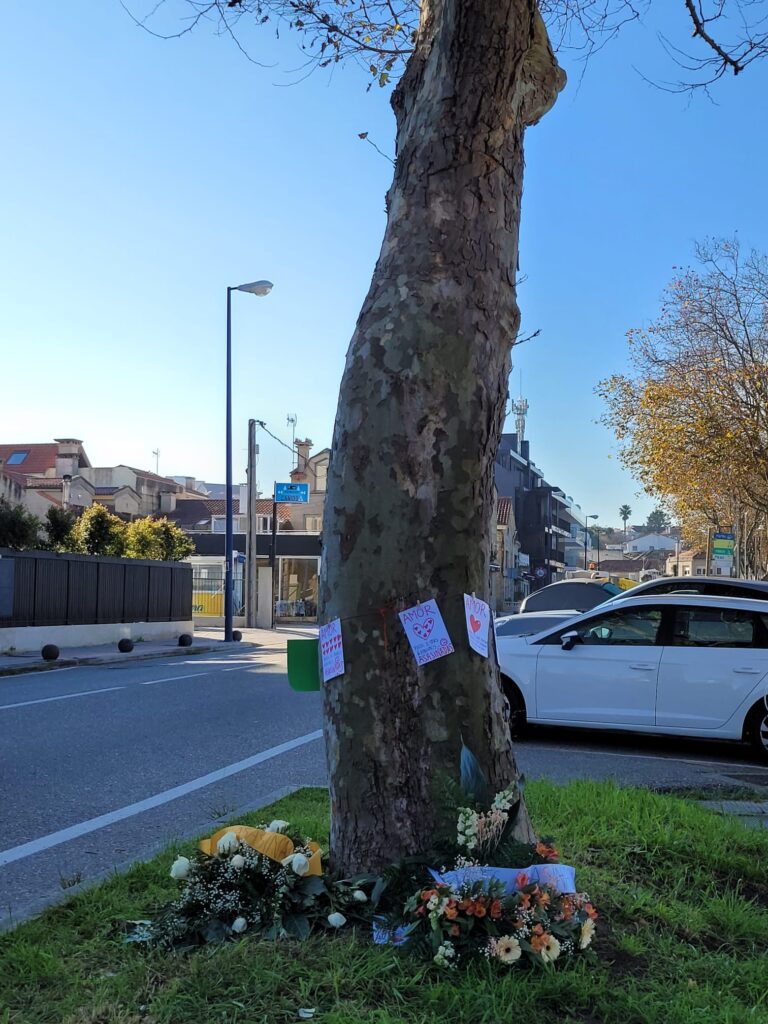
[352,889,368,903]
[216,832,238,855]
[231,916,248,934]
[170,856,190,880]
[230,854,245,870]
[327,912,347,929]
[291,853,310,877]
[268,819,289,833]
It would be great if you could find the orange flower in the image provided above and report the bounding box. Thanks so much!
[584,903,598,920]
[450,924,461,937]
[474,903,487,919]
[536,842,559,862]
[519,894,531,911]
[490,900,503,920]
[530,932,548,953]
[420,889,437,902]
[532,923,544,936]
[537,891,551,908]
[516,872,529,888]
[445,906,458,921]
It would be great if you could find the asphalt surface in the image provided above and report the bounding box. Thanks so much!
[2,636,768,926]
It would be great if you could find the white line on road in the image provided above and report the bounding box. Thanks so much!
[520,741,768,773]
[0,730,324,868]
[139,672,209,686]
[0,686,125,711]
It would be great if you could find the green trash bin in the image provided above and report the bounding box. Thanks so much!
[287,638,321,692]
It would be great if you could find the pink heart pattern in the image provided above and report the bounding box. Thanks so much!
[412,617,435,640]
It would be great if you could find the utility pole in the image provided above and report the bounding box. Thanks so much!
[705,526,713,575]
[270,488,278,629]
[152,448,160,474]
[245,419,259,628]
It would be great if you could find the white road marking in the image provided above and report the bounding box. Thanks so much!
[139,672,209,686]
[0,730,324,868]
[0,686,125,711]
[221,666,256,672]
[520,741,768,772]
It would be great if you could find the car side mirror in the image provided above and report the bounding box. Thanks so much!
[560,631,579,651]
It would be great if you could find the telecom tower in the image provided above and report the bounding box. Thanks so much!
[512,397,529,442]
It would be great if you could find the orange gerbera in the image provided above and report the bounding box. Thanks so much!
[530,932,548,953]
[445,905,458,921]
[490,900,503,920]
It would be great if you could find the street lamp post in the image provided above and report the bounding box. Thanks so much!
[225,280,273,643]
[583,514,599,571]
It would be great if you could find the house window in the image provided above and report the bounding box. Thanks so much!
[260,516,271,531]
[305,515,323,532]
[6,451,28,465]
[695,567,704,575]
[315,462,328,492]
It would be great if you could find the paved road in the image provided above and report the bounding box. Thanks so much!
[2,636,767,926]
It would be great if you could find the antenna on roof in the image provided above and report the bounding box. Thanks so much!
[287,414,298,467]
[152,448,160,474]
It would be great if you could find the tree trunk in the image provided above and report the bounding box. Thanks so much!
[319,0,564,875]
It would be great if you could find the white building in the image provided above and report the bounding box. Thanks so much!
[624,533,677,554]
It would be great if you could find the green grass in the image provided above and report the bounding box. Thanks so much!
[2,782,768,1024]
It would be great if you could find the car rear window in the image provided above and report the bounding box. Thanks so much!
[600,583,623,596]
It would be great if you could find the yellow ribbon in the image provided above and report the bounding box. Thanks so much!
[199,825,322,876]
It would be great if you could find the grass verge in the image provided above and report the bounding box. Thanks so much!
[2,781,768,1024]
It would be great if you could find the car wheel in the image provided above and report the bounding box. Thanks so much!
[746,699,768,764]
[501,677,527,738]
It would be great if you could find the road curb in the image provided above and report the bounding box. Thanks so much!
[0,641,258,679]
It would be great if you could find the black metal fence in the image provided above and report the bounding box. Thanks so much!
[0,549,192,628]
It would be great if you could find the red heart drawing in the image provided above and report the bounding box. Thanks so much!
[470,614,482,633]
[413,618,435,640]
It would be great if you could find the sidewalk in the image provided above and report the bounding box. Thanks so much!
[0,636,255,678]
[0,623,319,678]
[698,798,768,829]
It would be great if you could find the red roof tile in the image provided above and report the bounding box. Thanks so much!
[496,496,513,527]
[0,444,58,476]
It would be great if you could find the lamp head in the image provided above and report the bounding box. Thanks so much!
[236,280,273,297]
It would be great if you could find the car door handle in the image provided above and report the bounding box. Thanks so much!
[734,667,762,674]
[629,663,655,671]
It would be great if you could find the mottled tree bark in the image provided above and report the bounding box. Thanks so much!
[320,0,565,875]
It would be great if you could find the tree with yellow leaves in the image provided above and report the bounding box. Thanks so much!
[600,239,768,576]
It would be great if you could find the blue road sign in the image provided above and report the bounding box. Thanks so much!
[275,482,310,504]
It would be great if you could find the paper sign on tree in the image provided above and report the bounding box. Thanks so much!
[463,594,490,658]
[319,618,345,682]
[399,599,454,666]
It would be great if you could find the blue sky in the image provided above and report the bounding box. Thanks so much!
[1,2,766,526]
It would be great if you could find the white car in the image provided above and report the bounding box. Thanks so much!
[495,593,768,762]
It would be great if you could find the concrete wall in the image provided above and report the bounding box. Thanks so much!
[0,619,194,654]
